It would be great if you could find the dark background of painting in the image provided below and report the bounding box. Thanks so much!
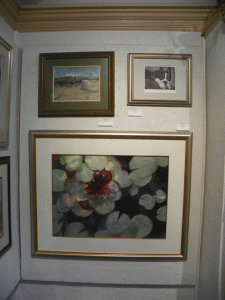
[52,155,168,239]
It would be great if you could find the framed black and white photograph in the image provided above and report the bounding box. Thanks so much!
[128,54,192,107]
[0,156,11,257]
[0,37,13,147]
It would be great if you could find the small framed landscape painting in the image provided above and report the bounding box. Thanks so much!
[38,52,114,117]
[29,130,192,259]
[0,37,13,147]
[128,53,192,107]
[0,156,11,257]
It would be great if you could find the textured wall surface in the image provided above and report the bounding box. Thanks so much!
[0,16,21,300]
[15,30,205,299]
[198,21,225,300]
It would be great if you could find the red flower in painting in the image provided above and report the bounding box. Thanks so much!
[85,170,113,196]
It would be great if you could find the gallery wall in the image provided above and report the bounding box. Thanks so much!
[14,30,205,299]
[0,16,21,300]
[198,20,225,300]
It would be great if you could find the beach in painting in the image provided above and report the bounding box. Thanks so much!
[53,66,100,102]
[52,155,168,239]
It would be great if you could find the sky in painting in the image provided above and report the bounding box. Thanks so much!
[54,66,100,79]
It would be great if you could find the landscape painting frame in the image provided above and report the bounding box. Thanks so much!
[0,37,13,147]
[29,130,192,259]
[128,53,192,107]
[0,156,11,257]
[38,52,114,117]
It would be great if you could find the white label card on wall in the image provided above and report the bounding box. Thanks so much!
[176,124,190,131]
[99,118,113,127]
[128,108,143,117]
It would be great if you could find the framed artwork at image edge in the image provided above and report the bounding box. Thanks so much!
[0,156,11,257]
[128,53,192,107]
[0,37,13,147]
[38,51,115,117]
[29,130,192,259]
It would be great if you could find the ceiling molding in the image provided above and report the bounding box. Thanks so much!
[0,0,217,36]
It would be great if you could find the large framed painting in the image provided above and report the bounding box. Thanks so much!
[39,52,114,117]
[0,156,11,257]
[0,37,13,147]
[128,53,192,107]
[29,130,192,259]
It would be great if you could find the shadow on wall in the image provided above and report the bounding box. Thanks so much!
[206,22,225,57]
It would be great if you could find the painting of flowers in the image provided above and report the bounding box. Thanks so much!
[52,155,168,239]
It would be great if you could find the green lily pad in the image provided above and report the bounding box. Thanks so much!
[75,163,93,182]
[139,194,155,210]
[64,222,89,237]
[52,169,67,192]
[85,156,108,171]
[60,155,83,171]
[106,211,130,234]
[131,215,153,238]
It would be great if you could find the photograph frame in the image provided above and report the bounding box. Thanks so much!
[0,156,11,257]
[0,37,13,147]
[128,53,192,107]
[38,52,115,117]
[29,130,192,259]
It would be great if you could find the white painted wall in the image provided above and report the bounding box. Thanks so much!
[198,21,225,300]
[0,16,21,300]
[15,30,205,299]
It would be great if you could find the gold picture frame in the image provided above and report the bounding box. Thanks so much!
[128,53,192,107]
[29,130,192,259]
[39,52,115,117]
[0,37,13,147]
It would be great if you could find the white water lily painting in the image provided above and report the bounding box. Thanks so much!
[52,154,168,239]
